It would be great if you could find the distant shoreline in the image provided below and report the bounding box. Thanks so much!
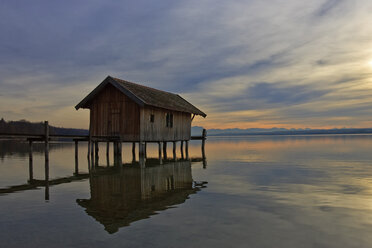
[206,129,372,136]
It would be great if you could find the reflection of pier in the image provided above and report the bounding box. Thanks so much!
[0,174,89,195]
[77,160,207,234]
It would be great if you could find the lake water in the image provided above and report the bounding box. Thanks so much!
[1,135,372,247]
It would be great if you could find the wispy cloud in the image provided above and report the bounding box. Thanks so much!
[1,0,372,128]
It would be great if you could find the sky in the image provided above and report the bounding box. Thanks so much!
[1,0,372,129]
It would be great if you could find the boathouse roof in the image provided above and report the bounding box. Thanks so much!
[75,76,207,117]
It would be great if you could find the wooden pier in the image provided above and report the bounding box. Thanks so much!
[0,121,207,164]
[0,121,207,200]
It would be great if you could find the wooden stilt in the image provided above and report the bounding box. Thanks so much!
[44,121,49,201]
[139,142,145,158]
[74,140,79,175]
[28,140,33,182]
[202,156,207,169]
[139,155,146,168]
[118,141,122,166]
[158,142,163,164]
[163,142,167,160]
[94,141,99,166]
[90,141,94,165]
[173,141,176,160]
[202,129,206,158]
[94,141,99,158]
[132,142,136,162]
[106,142,109,157]
[144,142,147,159]
[87,140,91,158]
[113,142,117,166]
[180,141,184,160]
[185,140,189,160]
[106,142,110,167]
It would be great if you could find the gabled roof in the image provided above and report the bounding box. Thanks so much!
[75,76,207,117]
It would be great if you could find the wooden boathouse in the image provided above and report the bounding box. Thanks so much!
[75,76,207,161]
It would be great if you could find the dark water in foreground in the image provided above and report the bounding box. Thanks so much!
[1,135,372,247]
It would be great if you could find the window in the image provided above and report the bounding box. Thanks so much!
[150,114,155,123]
[166,113,173,128]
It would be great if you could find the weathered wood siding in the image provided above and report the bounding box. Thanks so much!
[140,106,191,141]
[89,84,140,141]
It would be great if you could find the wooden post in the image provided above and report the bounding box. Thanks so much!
[74,140,79,175]
[202,156,207,169]
[106,142,110,167]
[94,141,99,166]
[202,129,207,158]
[44,121,49,167]
[87,140,91,158]
[144,142,147,159]
[90,141,94,166]
[139,142,145,158]
[180,141,184,160]
[158,142,162,164]
[113,142,117,166]
[106,142,109,158]
[28,140,33,182]
[185,140,189,160]
[163,142,167,160]
[173,141,176,160]
[139,154,146,168]
[118,141,122,166]
[132,142,136,162]
[45,181,50,201]
[44,121,49,201]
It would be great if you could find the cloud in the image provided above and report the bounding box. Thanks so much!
[1,0,372,128]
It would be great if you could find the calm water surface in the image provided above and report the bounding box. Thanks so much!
[1,135,372,247]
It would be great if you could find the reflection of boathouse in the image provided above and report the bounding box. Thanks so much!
[77,160,205,234]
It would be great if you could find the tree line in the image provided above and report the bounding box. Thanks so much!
[0,118,88,135]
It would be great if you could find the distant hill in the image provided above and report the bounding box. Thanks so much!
[192,126,372,136]
[0,118,88,136]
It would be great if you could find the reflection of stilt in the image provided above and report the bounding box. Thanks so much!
[44,121,50,201]
[75,140,79,175]
[28,140,33,182]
